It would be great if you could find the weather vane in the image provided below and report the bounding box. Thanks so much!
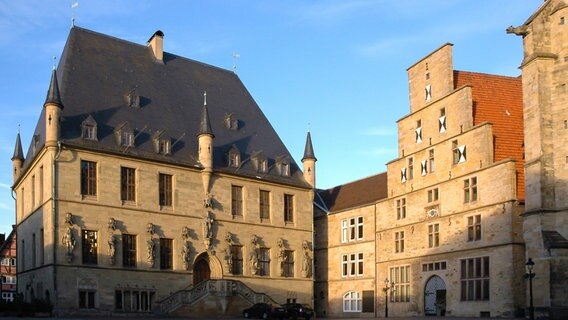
[232,52,240,73]
[71,2,79,27]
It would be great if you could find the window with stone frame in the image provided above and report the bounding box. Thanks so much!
[231,245,243,275]
[467,214,482,242]
[115,289,155,312]
[343,291,362,312]
[121,167,136,202]
[464,177,478,203]
[395,231,405,253]
[258,248,270,276]
[396,198,407,220]
[428,223,440,248]
[79,290,96,309]
[81,160,97,196]
[439,107,447,133]
[282,250,294,277]
[259,190,270,220]
[159,238,173,270]
[427,188,439,203]
[341,253,363,277]
[389,265,411,302]
[231,185,243,216]
[408,157,414,180]
[460,256,490,301]
[284,194,294,223]
[122,234,137,268]
[428,149,436,172]
[82,230,98,265]
[120,130,134,147]
[158,173,173,207]
[415,119,422,143]
[452,140,460,165]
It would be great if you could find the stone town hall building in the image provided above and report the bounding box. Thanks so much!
[11,27,316,317]
[10,0,568,318]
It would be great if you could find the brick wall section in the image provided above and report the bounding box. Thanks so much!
[454,71,525,201]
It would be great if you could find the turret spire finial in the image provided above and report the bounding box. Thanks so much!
[204,91,207,106]
[52,56,56,70]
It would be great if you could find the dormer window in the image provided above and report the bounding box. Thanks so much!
[224,113,239,131]
[115,122,135,147]
[227,145,241,167]
[280,162,290,176]
[159,140,170,154]
[125,89,140,108]
[252,152,268,173]
[276,156,290,177]
[259,159,268,173]
[152,130,171,155]
[81,115,98,141]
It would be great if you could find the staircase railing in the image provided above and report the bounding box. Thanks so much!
[157,279,278,314]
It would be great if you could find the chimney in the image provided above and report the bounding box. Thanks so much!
[147,30,164,62]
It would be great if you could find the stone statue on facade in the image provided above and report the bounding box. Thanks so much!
[147,238,155,267]
[301,240,312,278]
[225,232,233,273]
[277,238,287,276]
[62,227,75,262]
[181,240,192,270]
[249,250,259,275]
[108,235,116,265]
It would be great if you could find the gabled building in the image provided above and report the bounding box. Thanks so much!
[12,27,315,317]
[315,43,526,318]
[0,229,17,302]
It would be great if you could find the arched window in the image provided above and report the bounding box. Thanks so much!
[343,291,361,312]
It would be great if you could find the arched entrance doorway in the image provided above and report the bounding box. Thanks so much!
[424,275,446,316]
[193,256,211,285]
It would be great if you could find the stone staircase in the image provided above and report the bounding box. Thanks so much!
[157,279,278,316]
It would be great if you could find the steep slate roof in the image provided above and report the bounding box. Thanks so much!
[454,71,524,201]
[11,132,24,161]
[302,131,316,161]
[23,27,308,188]
[318,172,388,213]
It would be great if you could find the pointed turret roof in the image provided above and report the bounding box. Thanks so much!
[11,132,24,161]
[197,92,214,138]
[302,131,316,162]
[44,68,64,109]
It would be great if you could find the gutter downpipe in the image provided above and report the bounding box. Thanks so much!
[52,141,62,314]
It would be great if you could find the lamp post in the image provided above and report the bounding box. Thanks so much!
[383,278,394,318]
[525,258,535,320]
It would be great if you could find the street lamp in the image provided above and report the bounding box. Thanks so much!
[525,258,535,320]
[383,278,394,318]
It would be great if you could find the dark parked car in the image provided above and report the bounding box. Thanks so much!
[243,302,288,319]
[282,303,314,320]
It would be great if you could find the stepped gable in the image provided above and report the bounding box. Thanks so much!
[454,71,524,201]
[23,27,308,188]
[319,172,388,213]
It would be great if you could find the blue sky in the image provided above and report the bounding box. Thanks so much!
[0,0,538,234]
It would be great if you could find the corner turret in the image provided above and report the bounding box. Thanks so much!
[11,131,24,183]
[44,68,63,147]
[301,130,317,188]
[197,92,215,195]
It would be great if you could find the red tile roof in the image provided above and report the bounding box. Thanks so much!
[454,71,524,201]
[318,172,388,213]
